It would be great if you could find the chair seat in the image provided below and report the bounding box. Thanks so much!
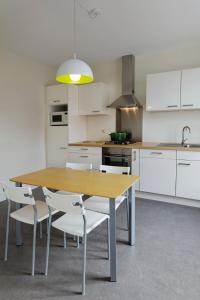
[52,210,109,237]
[10,200,58,225]
[84,195,126,215]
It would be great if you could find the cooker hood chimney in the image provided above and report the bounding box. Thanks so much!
[108,55,142,108]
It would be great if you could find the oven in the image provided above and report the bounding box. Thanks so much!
[102,147,132,168]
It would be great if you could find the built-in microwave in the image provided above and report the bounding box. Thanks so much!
[50,111,68,126]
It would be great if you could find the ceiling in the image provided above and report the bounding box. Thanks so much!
[0,0,200,66]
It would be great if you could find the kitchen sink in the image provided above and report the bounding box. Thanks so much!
[158,143,200,148]
[184,144,200,148]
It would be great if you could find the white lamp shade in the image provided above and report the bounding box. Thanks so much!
[56,58,94,84]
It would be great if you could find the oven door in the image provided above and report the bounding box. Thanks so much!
[103,153,131,167]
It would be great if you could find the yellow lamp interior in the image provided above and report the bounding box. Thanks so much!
[56,74,94,84]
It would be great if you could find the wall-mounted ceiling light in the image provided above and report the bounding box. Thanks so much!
[56,0,94,84]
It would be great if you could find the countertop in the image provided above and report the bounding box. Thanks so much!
[68,141,200,152]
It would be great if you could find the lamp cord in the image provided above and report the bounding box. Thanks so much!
[73,0,77,59]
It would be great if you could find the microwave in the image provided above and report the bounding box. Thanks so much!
[50,111,68,126]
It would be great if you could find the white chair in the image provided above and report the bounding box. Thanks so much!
[57,162,92,248]
[84,165,130,228]
[43,187,110,295]
[1,183,57,276]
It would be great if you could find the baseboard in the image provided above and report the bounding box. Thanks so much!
[136,191,200,208]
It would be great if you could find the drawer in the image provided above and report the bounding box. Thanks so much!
[140,149,176,159]
[68,152,102,170]
[177,151,200,161]
[68,146,101,155]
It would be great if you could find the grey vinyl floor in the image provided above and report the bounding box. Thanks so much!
[0,198,200,300]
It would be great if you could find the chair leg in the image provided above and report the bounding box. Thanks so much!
[45,216,52,276]
[4,202,11,261]
[63,232,67,249]
[107,218,110,260]
[82,234,87,296]
[32,222,37,276]
[39,222,43,239]
[126,197,129,231]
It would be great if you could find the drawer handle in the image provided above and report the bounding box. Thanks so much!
[167,105,178,108]
[182,104,194,107]
[80,155,88,158]
[53,100,60,103]
[150,152,163,155]
[60,147,67,150]
[92,110,100,113]
[178,163,191,166]
[80,148,88,151]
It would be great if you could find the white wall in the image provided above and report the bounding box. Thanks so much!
[0,48,56,182]
[87,44,200,143]
[86,59,121,141]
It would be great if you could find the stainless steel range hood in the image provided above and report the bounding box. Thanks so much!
[108,55,142,108]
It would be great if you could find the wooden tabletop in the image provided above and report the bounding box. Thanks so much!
[11,167,140,199]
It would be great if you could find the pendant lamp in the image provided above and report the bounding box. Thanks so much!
[56,0,94,84]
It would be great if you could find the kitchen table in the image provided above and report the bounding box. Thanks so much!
[11,167,139,282]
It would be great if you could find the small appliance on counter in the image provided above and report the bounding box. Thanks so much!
[50,111,68,126]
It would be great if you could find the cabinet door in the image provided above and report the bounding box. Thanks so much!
[78,82,109,115]
[146,71,181,111]
[46,126,68,167]
[131,149,140,191]
[181,68,200,110]
[46,85,67,105]
[176,160,200,200]
[67,153,102,170]
[140,157,176,196]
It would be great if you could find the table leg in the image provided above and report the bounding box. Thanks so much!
[15,182,23,246]
[109,198,116,282]
[128,185,135,246]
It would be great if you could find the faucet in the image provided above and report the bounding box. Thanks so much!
[181,126,191,146]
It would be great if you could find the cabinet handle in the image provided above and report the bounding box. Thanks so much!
[60,147,67,150]
[53,100,60,103]
[92,110,100,113]
[167,105,178,108]
[182,104,194,107]
[132,151,137,161]
[80,155,88,158]
[178,163,191,166]
[150,152,163,155]
[80,148,88,151]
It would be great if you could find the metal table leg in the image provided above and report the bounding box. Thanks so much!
[109,198,116,282]
[15,182,23,246]
[128,185,136,246]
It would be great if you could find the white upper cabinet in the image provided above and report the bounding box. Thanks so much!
[78,82,109,115]
[181,68,200,110]
[146,71,181,111]
[46,84,68,105]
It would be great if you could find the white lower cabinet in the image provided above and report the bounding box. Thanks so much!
[140,150,176,196]
[46,126,68,167]
[131,149,140,191]
[67,147,102,170]
[176,151,200,200]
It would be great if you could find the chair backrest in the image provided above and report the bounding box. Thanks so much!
[99,165,130,175]
[2,184,35,205]
[0,182,7,202]
[43,187,84,215]
[66,162,92,171]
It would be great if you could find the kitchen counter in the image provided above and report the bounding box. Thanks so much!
[68,141,200,152]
